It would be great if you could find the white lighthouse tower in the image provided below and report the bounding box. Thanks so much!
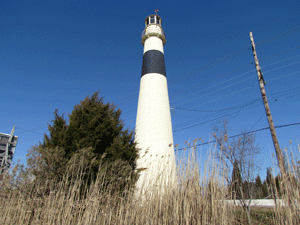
[135,13,177,195]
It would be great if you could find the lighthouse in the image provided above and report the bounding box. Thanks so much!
[135,13,177,195]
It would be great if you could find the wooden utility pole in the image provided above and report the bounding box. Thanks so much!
[249,32,287,177]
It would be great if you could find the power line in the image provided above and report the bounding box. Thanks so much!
[123,85,300,130]
[170,46,251,85]
[115,94,137,103]
[249,113,265,131]
[172,100,261,132]
[115,94,138,105]
[172,87,299,132]
[256,26,300,46]
[175,84,255,110]
[171,68,300,122]
[251,9,300,33]
[260,46,300,62]
[169,62,253,99]
[122,113,136,120]
[122,108,137,115]
[131,82,298,131]
[15,127,45,135]
[263,60,300,74]
[171,50,300,105]
[267,70,300,83]
[172,76,255,107]
[172,99,259,113]
[168,97,259,130]
[123,85,255,125]
[171,67,255,104]
[173,110,233,130]
[173,110,243,132]
[274,92,300,101]
[175,122,300,152]
[269,85,300,97]
[171,68,299,115]
[172,98,261,130]
[123,65,256,118]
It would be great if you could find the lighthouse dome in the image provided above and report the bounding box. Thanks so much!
[141,15,166,45]
[145,15,162,26]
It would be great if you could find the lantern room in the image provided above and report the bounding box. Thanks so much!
[145,15,162,26]
[141,15,166,46]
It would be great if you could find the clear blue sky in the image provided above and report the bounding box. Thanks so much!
[2,0,300,179]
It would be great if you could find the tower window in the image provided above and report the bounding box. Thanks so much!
[157,17,160,25]
[150,16,155,24]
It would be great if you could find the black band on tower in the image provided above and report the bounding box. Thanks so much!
[141,50,166,77]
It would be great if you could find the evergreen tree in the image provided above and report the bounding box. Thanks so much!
[43,109,70,153]
[266,167,274,188]
[66,92,137,168]
[264,167,275,198]
[262,180,269,198]
[231,160,243,199]
[27,92,138,191]
[275,174,283,197]
[254,175,263,199]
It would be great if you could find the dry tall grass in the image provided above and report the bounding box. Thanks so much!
[270,143,300,225]
[0,144,299,224]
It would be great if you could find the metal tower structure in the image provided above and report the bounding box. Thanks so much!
[0,126,18,174]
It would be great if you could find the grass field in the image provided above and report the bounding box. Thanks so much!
[0,145,299,224]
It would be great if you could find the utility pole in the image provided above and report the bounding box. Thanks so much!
[249,32,287,177]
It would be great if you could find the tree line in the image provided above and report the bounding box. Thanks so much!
[231,165,286,200]
[212,119,300,224]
